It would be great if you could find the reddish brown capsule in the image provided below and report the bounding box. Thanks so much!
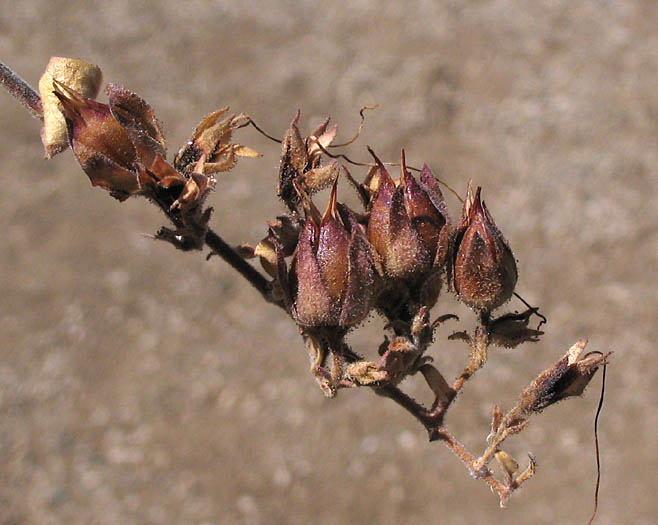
[54,81,142,199]
[450,183,517,312]
[281,180,380,328]
[366,149,451,282]
[53,82,170,200]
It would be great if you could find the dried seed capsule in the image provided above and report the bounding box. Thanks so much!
[54,81,142,199]
[284,180,379,328]
[450,183,517,312]
[520,339,610,413]
[366,150,451,283]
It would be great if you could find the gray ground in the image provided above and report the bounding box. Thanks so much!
[1,1,656,524]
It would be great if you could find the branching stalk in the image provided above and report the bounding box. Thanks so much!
[1,57,607,515]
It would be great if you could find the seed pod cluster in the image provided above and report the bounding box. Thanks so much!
[268,116,522,330]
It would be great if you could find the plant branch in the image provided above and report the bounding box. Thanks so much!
[0,60,43,120]
[204,228,276,304]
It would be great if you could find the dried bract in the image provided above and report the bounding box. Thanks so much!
[174,108,259,175]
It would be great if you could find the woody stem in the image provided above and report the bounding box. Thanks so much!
[204,229,275,304]
[374,384,514,507]
[0,60,44,120]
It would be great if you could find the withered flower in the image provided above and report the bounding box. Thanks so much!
[366,149,451,282]
[174,107,259,176]
[450,182,517,312]
[520,339,610,413]
[53,81,169,200]
[277,111,339,210]
[278,180,380,328]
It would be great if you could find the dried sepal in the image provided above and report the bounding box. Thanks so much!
[344,360,388,386]
[171,172,215,212]
[143,154,186,188]
[174,108,259,175]
[267,214,303,256]
[344,337,424,387]
[490,404,503,435]
[489,309,544,348]
[107,83,166,167]
[520,339,611,413]
[377,337,421,384]
[53,81,141,200]
[299,161,341,194]
[419,363,452,407]
[278,111,307,207]
[306,118,337,165]
[39,57,103,158]
[515,454,537,486]
[278,180,379,328]
[251,238,277,278]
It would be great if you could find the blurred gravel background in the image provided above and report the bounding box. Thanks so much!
[1,1,656,523]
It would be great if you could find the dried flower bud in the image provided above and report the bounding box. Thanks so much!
[280,180,379,328]
[520,339,610,413]
[450,182,517,311]
[366,149,451,282]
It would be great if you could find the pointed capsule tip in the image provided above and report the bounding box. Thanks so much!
[291,109,301,126]
[472,187,484,215]
[367,146,393,186]
[322,178,340,224]
[400,149,410,184]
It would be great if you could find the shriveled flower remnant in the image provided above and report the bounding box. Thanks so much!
[1,56,611,510]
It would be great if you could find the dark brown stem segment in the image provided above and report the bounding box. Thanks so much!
[0,60,43,120]
[204,229,274,303]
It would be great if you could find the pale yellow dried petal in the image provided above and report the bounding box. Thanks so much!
[233,145,261,158]
[253,238,279,278]
[495,450,519,478]
[567,338,588,365]
[39,57,102,158]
